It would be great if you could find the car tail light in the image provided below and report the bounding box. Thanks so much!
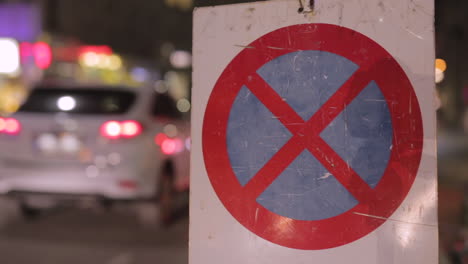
[161,138,177,155]
[33,42,52,69]
[154,133,167,146]
[155,133,185,155]
[120,120,142,138]
[118,180,138,190]
[101,121,121,139]
[0,117,21,135]
[161,138,184,155]
[100,120,142,139]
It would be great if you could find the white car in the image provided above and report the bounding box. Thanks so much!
[0,82,190,222]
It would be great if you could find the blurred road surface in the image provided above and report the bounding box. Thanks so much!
[0,198,188,264]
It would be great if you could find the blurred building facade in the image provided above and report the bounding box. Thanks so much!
[436,0,468,129]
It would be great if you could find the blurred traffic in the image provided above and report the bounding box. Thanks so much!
[0,82,190,222]
[0,2,192,263]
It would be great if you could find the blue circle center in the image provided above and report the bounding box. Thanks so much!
[226,50,393,221]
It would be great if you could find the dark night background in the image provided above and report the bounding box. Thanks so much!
[37,0,467,129]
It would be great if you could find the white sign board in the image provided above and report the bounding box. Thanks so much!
[191,0,437,263]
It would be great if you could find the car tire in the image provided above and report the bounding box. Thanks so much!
[19,202,42,221]
[100,199,115,211]
[158,161,176,227]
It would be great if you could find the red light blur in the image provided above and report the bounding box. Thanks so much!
[3,118,20,135]
[33,42,52,69]
[100,120,142,139]
[161,138,183,155]
[118,180,137,190]
[161,139,177,155]
[20,42,34,63]
[78,45,112,56]
[154,133,167,146]
[120,120,142,138]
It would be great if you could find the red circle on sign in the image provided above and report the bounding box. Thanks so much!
[202,24,423,250]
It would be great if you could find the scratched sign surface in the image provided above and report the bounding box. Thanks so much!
[191,0,437,263]
[227,42,393,222]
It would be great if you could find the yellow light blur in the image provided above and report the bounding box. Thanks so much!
[97,54,109,69]
[435,58,447,72]
[101,70,123,84]
[102,56,112,69]
[0,78,27,114]
[108,54,122,70]
[165,0,193,10]
[79,52,122,71]
[79,52,99,67]
[4,100,20,113]
[435,68,444,83]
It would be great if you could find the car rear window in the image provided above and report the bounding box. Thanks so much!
[18,87,137,114]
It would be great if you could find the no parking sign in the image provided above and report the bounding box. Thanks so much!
[191,0,437,263]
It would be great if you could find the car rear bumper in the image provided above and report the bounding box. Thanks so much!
[6,190,150,207]
[8,190,105,207]
[0,167,150,200]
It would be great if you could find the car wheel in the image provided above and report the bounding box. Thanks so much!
[158,162,176,227]
[100,199,115,211]
[19,202,42,220]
